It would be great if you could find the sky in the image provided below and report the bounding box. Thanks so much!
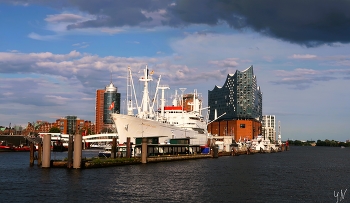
[0,0,350,141]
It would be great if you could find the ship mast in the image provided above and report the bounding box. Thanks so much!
[278,121,282,144]
[126,66,139,116]
[139,65,153,119]
[150,75,162,116]
[127,67,132,115]
[158,85,170,120]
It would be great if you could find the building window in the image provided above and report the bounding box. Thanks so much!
[240,124,245,128]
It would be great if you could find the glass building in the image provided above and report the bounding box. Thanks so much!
[208,65,262,121]
[66,115,77,134]
[103,82,121,124]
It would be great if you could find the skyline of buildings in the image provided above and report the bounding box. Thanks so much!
[2,66,277,142]
[0,80,121,136]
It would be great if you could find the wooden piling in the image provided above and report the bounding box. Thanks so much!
[73,134,82,169]
[30,142,34,166]
[42,134,51,168]
[67,135,73,169]
[141,137,147,163]
[37,143,42,166]
[212,146,218,158]
[126,137,131,158]
[111,137,116,159]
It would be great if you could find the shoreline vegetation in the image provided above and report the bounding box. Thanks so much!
[287,139,349,147]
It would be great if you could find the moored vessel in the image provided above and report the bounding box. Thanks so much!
[98,144,112,158]
[111,66,210,146]
[12,145,31,152]
[0,141,13,152]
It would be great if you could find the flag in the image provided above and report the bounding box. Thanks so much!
[109,101,115,110]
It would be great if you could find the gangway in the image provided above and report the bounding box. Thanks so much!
[29,133,119,149]
[83,133,118,143]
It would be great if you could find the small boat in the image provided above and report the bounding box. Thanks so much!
[12,145,31,152]
[90,142,108,149]
[0,141,13,152]
[341,146,345,149]
[98,145,112,158]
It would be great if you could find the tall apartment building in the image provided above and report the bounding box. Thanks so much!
[95,82,121,134]
[95,89,105,134]
[207,65,263,141]
[262,115,276,141]
[103,82,120,130]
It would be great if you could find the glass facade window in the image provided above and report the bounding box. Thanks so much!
[208,66,262,121]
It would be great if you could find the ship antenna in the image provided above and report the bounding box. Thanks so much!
[110,70,113,84]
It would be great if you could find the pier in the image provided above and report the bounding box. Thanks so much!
[1,134,289,169]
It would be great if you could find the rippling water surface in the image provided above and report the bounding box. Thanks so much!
[1,147,349,202]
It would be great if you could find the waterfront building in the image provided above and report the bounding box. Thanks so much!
[95,82,121,134]
[208,65,262,121]
[103,82,120,125]
[0,125,22,135]
[21,118,94,135]
[82,120,94,135]
[262,115,276,142]
[207,65,263,141]
[207,119,261,141]
[22,121,57,136]
[183,92,202,112]
[103,82,121,127]
[95,89,105,133]
[56,116,87,134]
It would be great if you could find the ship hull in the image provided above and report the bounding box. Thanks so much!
[111,114,209,145]
[0,147,13,152]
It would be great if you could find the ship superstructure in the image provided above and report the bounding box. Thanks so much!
[110,66,209,145]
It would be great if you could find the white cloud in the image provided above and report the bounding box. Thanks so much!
[28,32,59,41]
[209,58,239,67]
[290,54,317,59]
[140,9,168,27]
[45,13,85,23]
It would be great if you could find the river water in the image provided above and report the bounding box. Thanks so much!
[0,146,349,202]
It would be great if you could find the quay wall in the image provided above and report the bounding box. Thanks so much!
[147,154,212,163]
[49,154,213,168]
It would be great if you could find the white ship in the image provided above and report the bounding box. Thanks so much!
[110,66,210,146]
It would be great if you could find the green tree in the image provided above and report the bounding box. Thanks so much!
[49,127,61,133]
[293,140,302,146]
